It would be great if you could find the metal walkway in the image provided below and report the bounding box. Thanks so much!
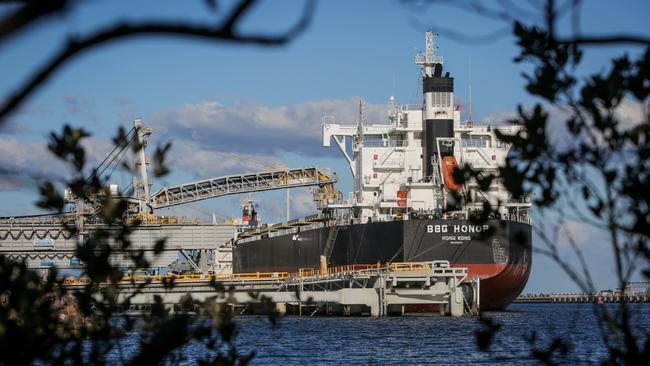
[63,261,480,317]
[150,166,337,209]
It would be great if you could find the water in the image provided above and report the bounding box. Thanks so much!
[111,303,650,365]
[232,304,650,365]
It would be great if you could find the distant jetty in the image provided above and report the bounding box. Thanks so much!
[515,282,650,304]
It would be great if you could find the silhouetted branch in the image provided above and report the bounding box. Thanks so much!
[0,0,315,123]
[0,0,69,45]
[497,0,540,21]
[407,0,650,47]
[556,35,650,46]
[220,0,255,32]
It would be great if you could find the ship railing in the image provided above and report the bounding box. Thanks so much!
[401,104,423,111]
[0,216,70,226]
[387,261,436,272]
[502,213,531,225]
[62,271,291,285]
[61,261,467,286]
[326,264,381,276]
[296,261,461,279]
[236,222,325,243]
[362,139,408,148]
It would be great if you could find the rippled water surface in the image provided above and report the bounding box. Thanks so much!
[232,304,650,365]
[113,303,650,365]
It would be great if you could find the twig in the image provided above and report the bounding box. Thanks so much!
[0,0,315,123]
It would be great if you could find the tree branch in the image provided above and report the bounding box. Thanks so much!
[0,0,70,45]
[557,35,650,46]
[220,0,255,32]
[0,0,315,123]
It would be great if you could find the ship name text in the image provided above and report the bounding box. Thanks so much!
[427,224,490,234]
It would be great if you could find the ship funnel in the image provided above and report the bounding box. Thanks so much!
[417,31,454,182]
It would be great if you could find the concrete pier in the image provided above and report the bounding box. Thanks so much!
[63,261,480,317]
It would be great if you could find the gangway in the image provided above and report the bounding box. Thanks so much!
[149,167,337,209]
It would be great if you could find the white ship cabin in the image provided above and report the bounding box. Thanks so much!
[322,99,531,225]
[320,31,530,225]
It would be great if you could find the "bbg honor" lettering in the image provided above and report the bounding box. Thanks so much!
[427,224,489,233]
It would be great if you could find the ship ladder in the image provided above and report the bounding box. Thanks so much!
[323,225,341,261]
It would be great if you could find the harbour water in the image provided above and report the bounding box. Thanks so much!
[229,303,650,365]
[109,303,650,365]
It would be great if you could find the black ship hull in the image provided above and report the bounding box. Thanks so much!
[234,219,532,310]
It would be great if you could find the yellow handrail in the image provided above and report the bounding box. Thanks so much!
[61,261,448,285]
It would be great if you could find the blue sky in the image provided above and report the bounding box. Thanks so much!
[1,0,649,292]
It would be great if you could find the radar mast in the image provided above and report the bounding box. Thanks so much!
[415,30,443,77]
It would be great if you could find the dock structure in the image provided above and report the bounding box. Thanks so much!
[0,221,238,270]
[63,261,480,317]
[515,284,650,304]
[0,165,337,271]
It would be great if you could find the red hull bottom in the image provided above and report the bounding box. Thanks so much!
[403,263,531,313]
[454,263,531,310]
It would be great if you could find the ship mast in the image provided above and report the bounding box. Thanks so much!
[416,30,453,185]
[354,99,365,205]
[415,30,443,77]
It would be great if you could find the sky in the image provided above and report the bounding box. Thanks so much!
[1,0,649,292]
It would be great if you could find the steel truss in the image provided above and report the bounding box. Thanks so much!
[150,167,337,209]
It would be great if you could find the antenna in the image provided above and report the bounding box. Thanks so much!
[415,30,443,77]
[357,99,365,132]
[469,58,473,123]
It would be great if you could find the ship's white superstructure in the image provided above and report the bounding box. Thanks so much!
[322,31,531,225]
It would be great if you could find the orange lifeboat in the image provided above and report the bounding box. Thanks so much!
[442,156,462,191]
[396,190,408,207]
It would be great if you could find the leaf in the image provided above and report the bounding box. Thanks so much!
[153,238,167,254]
[35,181,65,212]
[152,142,172,178]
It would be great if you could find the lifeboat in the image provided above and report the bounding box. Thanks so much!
[396,189,408,207]
[442,156,462,191]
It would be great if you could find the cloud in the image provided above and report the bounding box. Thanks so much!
[63,93,97,122]
[486,98,648,148]
[559,219,598,247]
[263,188,317,222]
[0,137,69,183]
[167,140,284,178]
[0,118,30,135]
[614,98,648,129]
[481,110,519,125]
[80,136,116,167]
[149,98,387,156]
[289,188,318,217]
[0,135,117,191]
[113,97,139,122]
[0,175,22,190]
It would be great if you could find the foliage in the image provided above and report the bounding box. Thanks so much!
[1,125,265,365]
[500,31,649,366]
[0,1,313,365]
[416,0,650,364]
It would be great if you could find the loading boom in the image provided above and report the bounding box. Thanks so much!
[150,167,337,209]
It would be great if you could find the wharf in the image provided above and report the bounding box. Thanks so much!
[515,292,649,304]
[63,261,480,317]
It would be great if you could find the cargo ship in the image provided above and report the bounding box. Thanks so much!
[233,31,532,310]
